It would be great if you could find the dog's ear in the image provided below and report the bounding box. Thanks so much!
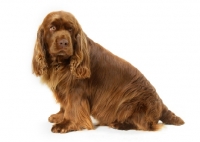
[32,26,48,76]
[70,30,91,79]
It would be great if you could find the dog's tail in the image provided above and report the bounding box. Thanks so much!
[160,103,184,125]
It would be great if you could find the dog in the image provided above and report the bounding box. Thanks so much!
[32,11,184,133]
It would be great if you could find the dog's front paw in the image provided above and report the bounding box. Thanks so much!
[51,124,68,133]
[48,113,63,123]
[51,120,79,133]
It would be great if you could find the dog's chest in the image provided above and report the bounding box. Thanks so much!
[41,66,72,92]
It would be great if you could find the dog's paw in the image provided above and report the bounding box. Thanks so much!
[51,124,68,133]
[51,121,78,133]
[48,113,63,123]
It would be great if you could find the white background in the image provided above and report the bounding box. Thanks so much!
[0,0,200,141]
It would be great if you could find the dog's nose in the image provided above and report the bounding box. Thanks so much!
[58,39,68,48]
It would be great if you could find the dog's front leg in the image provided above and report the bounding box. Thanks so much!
[51,89,93,133]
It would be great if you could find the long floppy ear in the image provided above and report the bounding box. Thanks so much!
[32,26,48,76]
[70,30,91,79]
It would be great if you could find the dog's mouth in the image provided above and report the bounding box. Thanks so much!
[50,54,71,64]
[50,49,68,56]
[57,51,67,56]
[56,51,71,59]
[50,50,71,61]
[56,52,71,60]
[50,51,64,56]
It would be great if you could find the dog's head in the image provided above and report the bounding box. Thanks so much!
[32,11,90,79]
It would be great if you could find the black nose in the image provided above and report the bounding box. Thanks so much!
[58,39,68,48]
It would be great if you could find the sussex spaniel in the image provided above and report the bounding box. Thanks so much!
[32,11,184,133]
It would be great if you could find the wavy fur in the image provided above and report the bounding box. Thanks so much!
[32,11,184,133]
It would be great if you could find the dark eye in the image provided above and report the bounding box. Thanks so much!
[68,28,72,33]
[50,26,56,31]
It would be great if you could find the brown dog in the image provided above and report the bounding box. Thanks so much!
[32,11,184,133]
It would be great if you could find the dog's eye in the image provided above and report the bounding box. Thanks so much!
[68,28,72,33]
[50,26,56,31]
